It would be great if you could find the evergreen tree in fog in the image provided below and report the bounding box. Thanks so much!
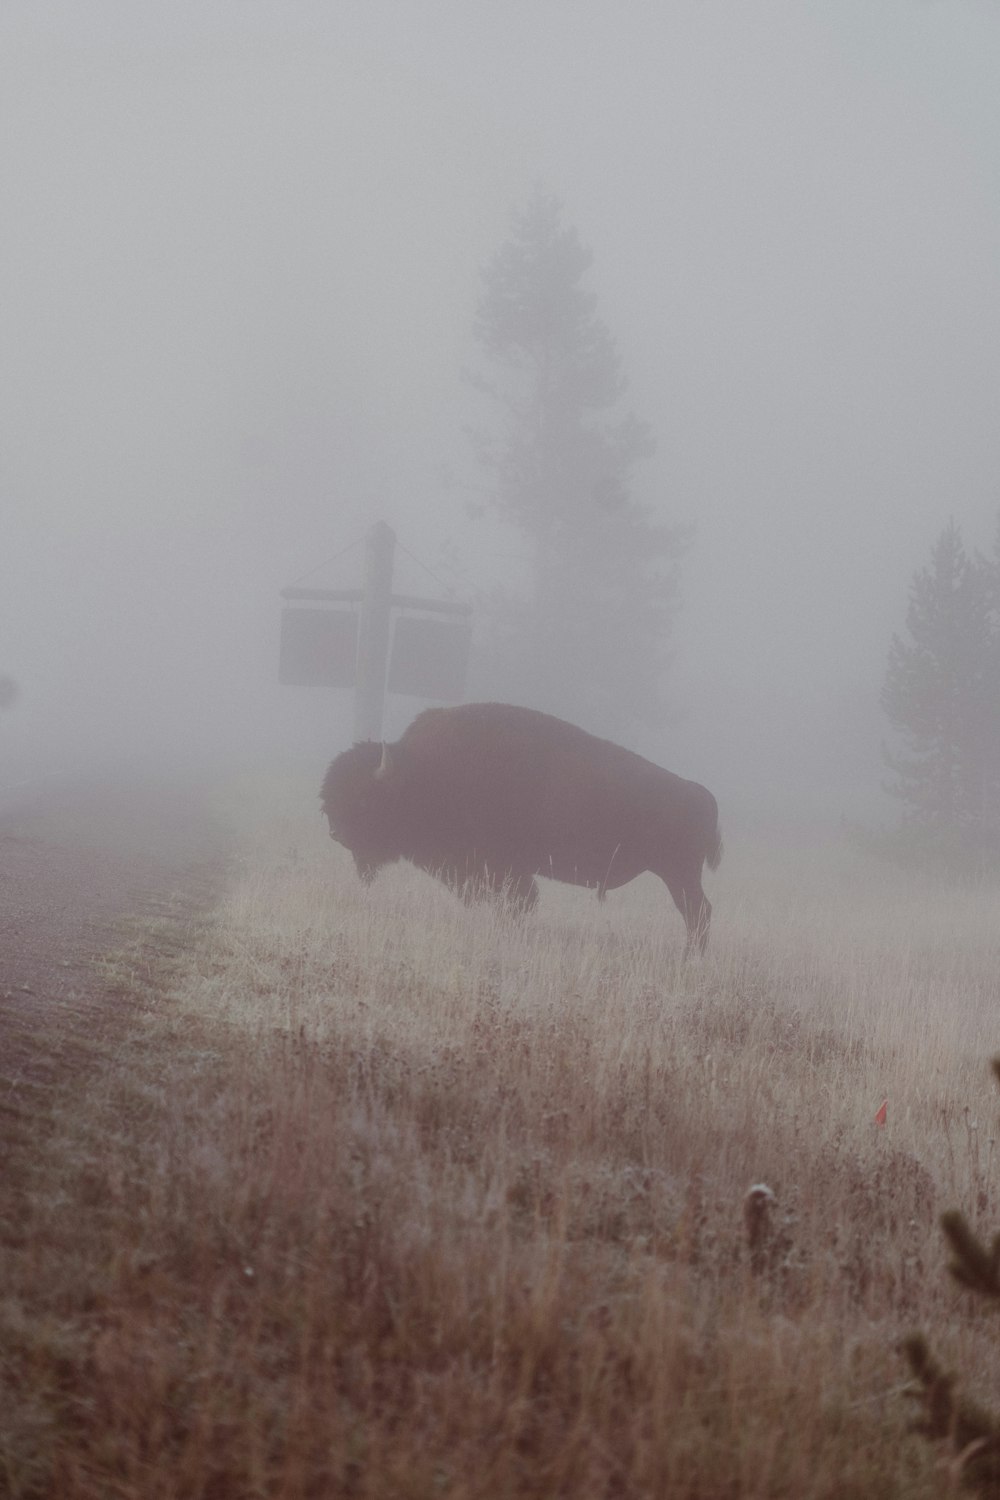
[466,187,688,739]
[882,519,1000,856]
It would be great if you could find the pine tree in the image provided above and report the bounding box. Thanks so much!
[903,1058,1000,1495]
[975,514,1000,835]
[881,520,996,856]
[466,187,688,738]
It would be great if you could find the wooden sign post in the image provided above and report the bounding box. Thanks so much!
[279,522,472,740]
[353,521,396,742]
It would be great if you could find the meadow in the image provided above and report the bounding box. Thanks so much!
[4,775,1000,1498]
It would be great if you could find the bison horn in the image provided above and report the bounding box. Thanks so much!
[374,741,393,780]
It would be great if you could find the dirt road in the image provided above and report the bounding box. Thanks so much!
[0,770,230,1109]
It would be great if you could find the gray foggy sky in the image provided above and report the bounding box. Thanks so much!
[3,2,999,816]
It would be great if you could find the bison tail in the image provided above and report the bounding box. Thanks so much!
[706,824,723,872]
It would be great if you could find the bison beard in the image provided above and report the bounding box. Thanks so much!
[320,703,721,955]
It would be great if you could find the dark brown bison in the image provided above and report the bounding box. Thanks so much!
[320,703,722,954]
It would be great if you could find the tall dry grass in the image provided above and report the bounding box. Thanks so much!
[4,775,1000,1497]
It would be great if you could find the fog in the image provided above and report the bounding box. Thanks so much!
[4,2,999,825]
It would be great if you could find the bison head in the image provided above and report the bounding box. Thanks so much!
[320,739,405,879]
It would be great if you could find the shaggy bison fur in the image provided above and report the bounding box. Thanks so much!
[320,702,722,954]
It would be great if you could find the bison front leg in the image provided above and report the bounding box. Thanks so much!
[479,865,539,914]
[353,852,379,884]
[500,869,539,914]
[432,861,538,915]
[431,864,474,903]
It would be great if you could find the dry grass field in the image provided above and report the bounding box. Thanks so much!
[5,774,1000,1498]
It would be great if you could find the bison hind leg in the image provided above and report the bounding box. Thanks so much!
[658,867,712,958]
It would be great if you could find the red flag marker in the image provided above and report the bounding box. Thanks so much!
[874,1098,888,1127]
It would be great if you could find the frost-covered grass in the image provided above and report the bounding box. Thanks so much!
[4,775,1000,1497]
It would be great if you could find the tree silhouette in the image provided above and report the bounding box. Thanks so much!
[466,187,688,738]
[882,520,999,858]
[903,1058,1000,1494]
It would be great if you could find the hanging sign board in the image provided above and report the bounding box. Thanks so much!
[387,615,470,702]
[278,607,358,688]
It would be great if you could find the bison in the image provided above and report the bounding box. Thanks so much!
[320,702,722,954]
